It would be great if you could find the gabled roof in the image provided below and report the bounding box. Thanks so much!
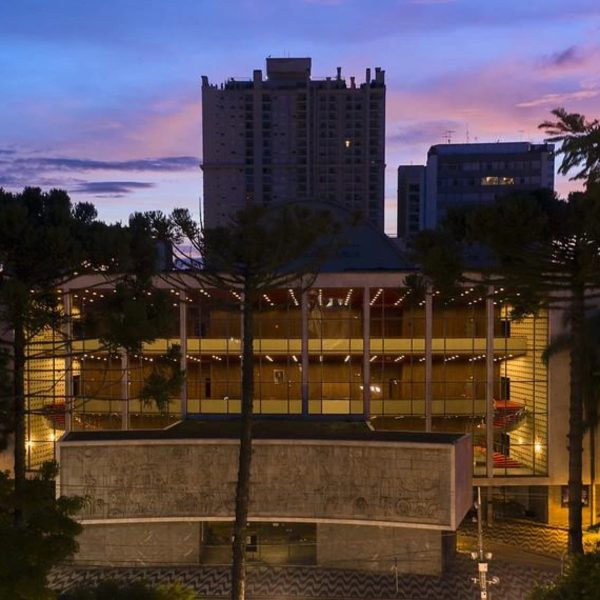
[320,217,413,272]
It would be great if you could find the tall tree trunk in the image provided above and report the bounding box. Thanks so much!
[568,287,585,553]
[590,420,596,528]
[231,286,254,600]
[13,324,26,526]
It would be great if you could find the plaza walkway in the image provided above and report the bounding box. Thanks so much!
[50,519,595,599]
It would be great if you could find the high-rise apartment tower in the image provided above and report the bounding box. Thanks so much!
[201,58,386,229]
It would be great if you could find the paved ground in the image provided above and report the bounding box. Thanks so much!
[50,519,586,600]
[50,559,555,600]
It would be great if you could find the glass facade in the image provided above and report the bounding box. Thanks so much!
[24,281,548,479]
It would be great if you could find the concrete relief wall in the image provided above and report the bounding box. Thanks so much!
[316,523,441,574]
[454,436,473,524]
[60,441,453,528]
[76,522,200,566]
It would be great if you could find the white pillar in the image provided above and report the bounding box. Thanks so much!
[121,351,129,430]
[62,292,73,434]
[179,290,188,419]
[301,290,309,416]
[486,288,495,480]
[425,289,433,432]
[363,287,371,419]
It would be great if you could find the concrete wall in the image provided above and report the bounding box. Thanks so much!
[60,436,471,570]
[60,440,461,528]
[76,522,201,566]
[317,523,442,575]
[75,520,446,573]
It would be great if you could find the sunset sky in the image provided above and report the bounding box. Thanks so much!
[2,0,599,233]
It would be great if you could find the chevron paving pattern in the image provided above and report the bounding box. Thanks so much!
[460,519,570,557]
[50,557,555,600]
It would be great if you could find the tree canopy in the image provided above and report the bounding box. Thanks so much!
[167,202,341,291]
[540,108,600,186]
[157,202,341,600]
[415,184,600,553]
[0,462,84,600]
[414,104,600,554]
[0,187,180,596]
[528,550,600,600]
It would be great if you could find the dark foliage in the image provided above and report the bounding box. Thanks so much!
[0,462,84,600]
[528,550,600,599]
[59,579,197,600]
[540,108,600,186]
[159,203,341,600]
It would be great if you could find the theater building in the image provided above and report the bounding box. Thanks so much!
[21,223,589,569]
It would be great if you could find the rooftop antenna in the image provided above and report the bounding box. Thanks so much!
[518,129,525,141]
[444,130,455,144]
[466,124,470,144]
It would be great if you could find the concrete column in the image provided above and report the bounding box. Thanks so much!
[121,351,129,430]
[301,290,309,416]
[239,291,245,416]
[62,292,73,434]
[425,289,433,432]
[486,289,495,481]
[179,290,188,419]
[363,287,370,419]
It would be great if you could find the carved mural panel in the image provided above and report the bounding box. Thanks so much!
[60,441,452,526]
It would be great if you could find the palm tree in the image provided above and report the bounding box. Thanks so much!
[539,108,600,186]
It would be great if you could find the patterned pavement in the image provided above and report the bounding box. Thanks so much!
[49,519,586,599]
[460,519,568,558]
[50,556,556,600]
[460,517,600,558]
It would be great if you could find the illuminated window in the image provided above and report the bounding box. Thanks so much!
[481,176,515,186]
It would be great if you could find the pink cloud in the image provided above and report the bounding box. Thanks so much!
[382,48,599,227]
[125,98,202,158]
[555,176,585,199]
[516,89,599,108]
[538,43,600,77]
[385,51,599,162]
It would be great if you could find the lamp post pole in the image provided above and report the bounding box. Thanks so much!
[471,486,500,599]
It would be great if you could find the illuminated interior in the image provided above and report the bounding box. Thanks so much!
[25,283,548,478]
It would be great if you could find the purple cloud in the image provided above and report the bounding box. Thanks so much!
[73,181,155,197]
[388,120,462,146]
[549,45,583,67]
[10,156,199,173]
[0,153,201,196]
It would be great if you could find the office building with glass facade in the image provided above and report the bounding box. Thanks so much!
[397,142,555,241]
